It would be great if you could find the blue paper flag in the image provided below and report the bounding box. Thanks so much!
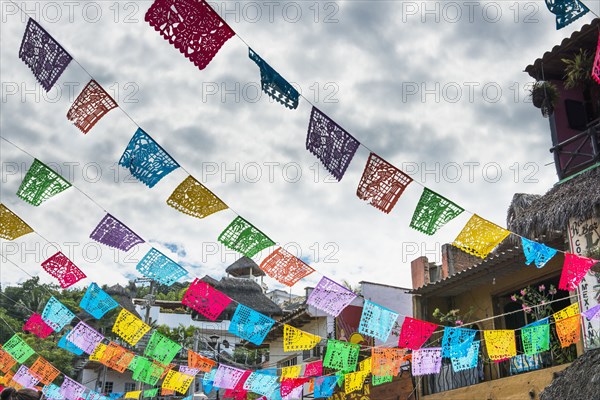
[544,0,589,29]
[42,296,75,331]
[441,327,477,358]
[228,304,275,346]
[119,128,180,188]
[109,393,124,399]
[358,300,399,342]
[202,369,217,394]
[248,48,300,109]
[136,248,188,286]
[521,237,558,269]
[314,376,338,398]
[243,372,279,397]
[80,282,119,319]
[57,330,84,355]
[43,384,64,400]
[451,340,480,372]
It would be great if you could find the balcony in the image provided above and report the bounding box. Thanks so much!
[551,118,600,180]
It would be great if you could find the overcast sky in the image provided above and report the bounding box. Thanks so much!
[1,1,595,294]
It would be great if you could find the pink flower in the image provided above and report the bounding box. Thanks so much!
[539,285,546,291]
[522,305,532,313]
[511,295,517,302]
[455,320,463,326]
[549,288,557,295]
[520,289,527,296]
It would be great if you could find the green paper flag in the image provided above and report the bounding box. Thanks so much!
[132,357,164,386]
[409,188,464,235]
[143,389,158,398]
[323,339,360,372]
[16,159,72,206]
[3,334,35,363]
[218,216,275,258]
[144,331,182,365]
[522,323,550,355]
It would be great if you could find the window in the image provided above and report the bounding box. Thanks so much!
[277,356,298,368]
[103,382,113,394]
[124,383,137,392]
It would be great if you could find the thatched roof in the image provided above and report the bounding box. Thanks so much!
[104,284,140,315]
[540,349,600,400]
[507,166,600,239]
[225,256,265,277]
[200,275,282,317]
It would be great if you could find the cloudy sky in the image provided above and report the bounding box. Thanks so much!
[0,1,595,294]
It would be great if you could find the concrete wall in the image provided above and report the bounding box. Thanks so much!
[423,363,571,400]
[81,367,137,393]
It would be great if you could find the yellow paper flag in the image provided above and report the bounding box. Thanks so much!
[0,204,33,240]
[359,357,371,373]
[483,330,516,361]
[453,214,510,258]
[167,176,228,219]
[344,371,367,394]
[161,370,194,394]
[283,325,321,352]
[112,309,151,346]
[124,391,141,399]
[553,303,579,321]
[89,343,107,361]
[281,365,302,380]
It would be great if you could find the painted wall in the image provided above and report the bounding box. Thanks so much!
[81,367,138,394]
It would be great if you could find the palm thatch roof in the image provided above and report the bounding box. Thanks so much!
[200,275,282,317]
[225,256,265,277]
[540,349,600,400]
[105,284,141,316]
[507,166,600,239]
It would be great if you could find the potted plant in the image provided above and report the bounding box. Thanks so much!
[529,81,560,117]
[562,49,599,121]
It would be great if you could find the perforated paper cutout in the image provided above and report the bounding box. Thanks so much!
[248,48,299,109]
[145,0,235,70]
[583,304,600,320]
[80,282,119,319]
[0,204,33,240]
[556,314,581,347]
[323,340,360,372]
[358,300,399,342]
[67,321,104,354]
[410,188,464,235]
[441,327,477,358]
[283,325,321,352]
[303,361,322,377]
[142,389,158,398]
[281,365,301,380]
[12,365,39,389]
[182,278,232,320]
[213,365,246,390]
[59,377,86,400]
[554,303,580,321]
[19,18,72,91]
[313,376,337,398]
[451,340,480,372]
[119,128,180,188]
[218,216,275,258]
[41,252,86,288]
[23,313,53,338]
[41,297,75,332]
[187,349,216,372]
[520,237,558,268]
[67,80,117,133]
[167,175,228,219]
[483,330,516,361]
[259,247,315,287]
[43,384,64,400]
[0,348,16,374]
[102,342,135,373]
[412,348,442,376]
[17,159,72,206]
[452,214,510,259]
[372,375,393,386]
[371,348,406,376]
[90,214,144,252]
[559,253,599,291]
[306,276,358,317]
[112,309,150,346]
[132,358,164,386]
[136,248,188,286]
[229,304,274,346]
[57,331,83,355]
[307,107,359,181]
[29,356,59,385]
[144,331,182,365]
[3,334,35,363]
[398,317,438,350]
[281,378,308,397]
[89,343,107,361]
[162,370,194,394]
[87,389,108,400]
[544,0,589,29]
[202,369,217,394]
[343,371,366,394]
[179,365,199,376]
[357,153,413,213]
[521,323,550,355]
[243,372,279,397]
[124,392,141,400]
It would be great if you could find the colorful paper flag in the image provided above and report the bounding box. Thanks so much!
[90,214,144,252]
[136,248,188,286]
[142,389,158,398]
[144,331,182,365]
[452,214,510,259]
[19,18,72,91]
[303,361,322,377]
[23,313,53,338]
[17,159,72,206]
[0,204,33,240]
[281,365,301,380]
[243,372,279,397]
[283,325,321,352]
[248,48,300,109]
[313,376,337,398]
[371,348,406,377]
[182,278,232,320]
[102,342,135,373]
[344,371,367,394]
[43,384,64,400]
[124,392,141,400]
[67,80,117,133]
[398,317,438,350]
[521,322,550,355]
[202,369,217,394]
[323,340,359,372]
[218,216,275,258]
[583,304,600,320]
[544,0,589,29]
[594,32,600,85]
[441,327,477,358]
[412,348,442,376]
[89,343,107,362]
[41,252,86,288]
[112,309,150,346]
[167,175,228,219]
[372,375,393,386]
[132,358,164,386]
[29,357,59,385]
[229,304,274,346]
[3,334,35,363]
[59,377,86,400]
[259,247,315,287]
[41,297,75,332]
[161,370,194,394]
[281,377,309,397]
[306,107,360,181]
[306,276,358,317]
[179,365,199,376]
[483,330,517,361]
[451,340,480,372]
[12,366,39,389]
[213,365,247,390]
[80,282,119,319]
[119,128,180,188]
[358,300,398,342]
[67,321,104,354]
[0,348,17,374]
[555,314,581,347]
[57,331,83,355]
[410,188,464,234]
[187,349,216,372]
[559,253,598,291]
[521,237,558,268]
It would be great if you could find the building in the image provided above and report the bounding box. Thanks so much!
[266,289,303,307]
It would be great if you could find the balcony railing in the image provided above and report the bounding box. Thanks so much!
[551,120,600,180]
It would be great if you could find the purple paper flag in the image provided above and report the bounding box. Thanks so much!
[12,365,39,389]
[59,377,87,400]
[66,321,105,354]
[90,213,144,251]
[213,365,246,390]
[412,348,442,376]
[306,107,360,181]
[583,304,600,320]
[307,276,358,317]
[19,19,72,92]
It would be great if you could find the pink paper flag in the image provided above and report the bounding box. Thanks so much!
[41,252,86,288]
[559,253,598,291]
[23,313,54,338]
